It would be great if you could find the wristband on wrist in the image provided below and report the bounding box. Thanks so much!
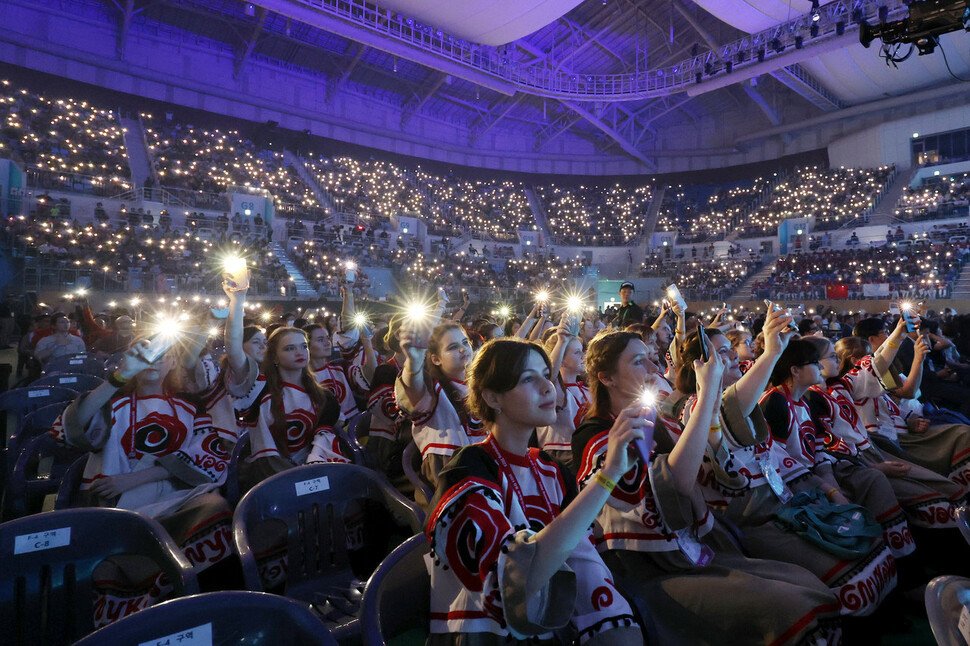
[825,488,840,501]
[886,340,900,348]
[107,371,128,388]
[595,472,617,493]
[709,424,722,434]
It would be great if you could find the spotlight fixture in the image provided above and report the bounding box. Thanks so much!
[810,22,819,37]
[878,5,889,22]
[726,60,733,73]
[836,20,846,34]
[811,0,821,21]
[736,51,746,63]
[795,35,804,48]
[771,38,784,53]
[695,71,703,83]
[757,48,766,62]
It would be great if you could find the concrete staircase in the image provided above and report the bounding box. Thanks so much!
[953,262,970,298]
[867,166,918,225]
[284,149,337,213]
[524,187,552,240]
[730,257,779,301]
[641,185,666,240]
[269,241,319,298]
[120,115,153,188]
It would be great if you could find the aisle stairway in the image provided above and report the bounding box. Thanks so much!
[641,185,666,240]
[284,149,337,214]
[730,257,779,301]
[868,166,918,225]
[120,115,152,188]
[270,241,319,298]
[953,262,970,298]
[524,188,552,239]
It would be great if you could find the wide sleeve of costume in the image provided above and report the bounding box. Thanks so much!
[721,383,771,448]
[679,395,752,495]
[306,426,351,464]
[154,397,228,486]
[426,446,576,636]
[55,394,112,452]
[394,374,438,425]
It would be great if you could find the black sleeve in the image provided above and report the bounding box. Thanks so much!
[759,391,793,441]
[316,390,341,428]
[571,417,611,471]
[426,445,501,531]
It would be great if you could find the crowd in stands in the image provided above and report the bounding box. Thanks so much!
[3,208,288,297]
[740,166,894,237]
[0,79,131,195]
[656,178,773,243]
[535,182,653,245]
[415,170,533,240]
[144,116,318,209]
[752,241,970,300]
[640,247,762,301]
[897,174,970,222]
[304,154,424,222]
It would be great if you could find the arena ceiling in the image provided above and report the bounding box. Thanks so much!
[82,0,970,166]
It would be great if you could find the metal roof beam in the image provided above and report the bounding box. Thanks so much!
[401,73,447,127]
[560,100,654,169]
[234,6,267,78]
[741,79,781,126]
[469,94,524,144]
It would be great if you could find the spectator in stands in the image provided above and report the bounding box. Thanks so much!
[34,312,86,364]
[92,315,135,356]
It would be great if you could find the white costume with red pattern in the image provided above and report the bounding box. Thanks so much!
[427,437,636,642]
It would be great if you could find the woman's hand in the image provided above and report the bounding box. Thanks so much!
[912,336,930,364]
[400,321,431,366]
[908,416,931,434]
[118,341,155,380]
[600,405,648,481]
[872,461,912,477]
[762,305,795,358]
[694,332,725,395]
[88,472,143,499]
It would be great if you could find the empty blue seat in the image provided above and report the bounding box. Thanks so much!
[43,355,106,378]
[0,507,198,646]
[72,591,338,645]
[31,373,103,393]
[233,463,423,642]
[360,534,431,646]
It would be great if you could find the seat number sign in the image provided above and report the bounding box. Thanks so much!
[295,476,330,496]
[14,527,71,554]
[138,623,212,646]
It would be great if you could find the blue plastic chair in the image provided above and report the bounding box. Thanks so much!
[3,434,85,520]
[0,385,77,439]
[233,463,424,642]
[360,534,431,646]
[31,373,103,393]
[42,355,106,378]
[0,508,198,646]
[403,442,433,507]
[925,575,970,646]
[5,401,73,482]
[224,432,251,508]
[54,454,88,510]
[73,591,338,645]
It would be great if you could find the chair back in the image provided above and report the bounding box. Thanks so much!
[403,442,433,505]
[0,508,198,646]
[31,373,103,393]
[54,454,88,510]
[233,463,422,594]
[955,506,970,547]
[925,575,970,646]
[3,434,85,520]
[0,385,77,436]
[360,534,431,646]
[73,591,338,646]
[42,356,106,378]
[224,432,251,508]
[5,402,73,481]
